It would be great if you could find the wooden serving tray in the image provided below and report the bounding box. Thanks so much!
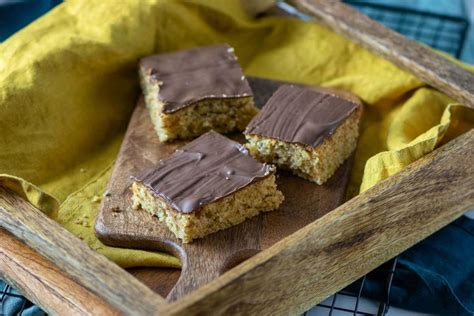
[1,1,473,315]
[94,77,354,300]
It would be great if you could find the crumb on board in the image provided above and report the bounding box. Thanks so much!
[74,218,90,227]
[91,195,101,203]
[111,207,121,213]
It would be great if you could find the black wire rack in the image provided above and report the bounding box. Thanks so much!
[344,0,469,58]
[276,0,469,59]
[310,257,398,316]
[0,283,37,316]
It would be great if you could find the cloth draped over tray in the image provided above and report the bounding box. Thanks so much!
[0,0,473,313]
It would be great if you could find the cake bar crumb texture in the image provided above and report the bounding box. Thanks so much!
[139,44,258,141]
[131,131,284,243]
[244,84,362,185]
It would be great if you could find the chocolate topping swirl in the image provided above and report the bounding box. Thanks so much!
[245,84,359,148]
[133,131,274,213]
[140,44,253,113]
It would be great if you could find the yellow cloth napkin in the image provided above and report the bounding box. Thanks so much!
[1,0,472,268]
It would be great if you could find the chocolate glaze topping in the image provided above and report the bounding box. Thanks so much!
[133,131,274,213]
[140,44,253,114]
[244,84,359,148]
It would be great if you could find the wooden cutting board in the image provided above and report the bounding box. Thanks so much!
[95,77,354,301]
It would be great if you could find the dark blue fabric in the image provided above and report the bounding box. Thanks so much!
[361,217,474,315]
[0,281,45,316]
[0,0,61,41]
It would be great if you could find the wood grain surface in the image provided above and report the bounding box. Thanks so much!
[0,187,166,315]
[128,267,181,298]
[94,77,356,301]
[288,0,474,109]
[163,129,474,316]
[0,229,120,316]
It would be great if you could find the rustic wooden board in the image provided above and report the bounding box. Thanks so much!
[127,267,181,299]
[94,77,355,301]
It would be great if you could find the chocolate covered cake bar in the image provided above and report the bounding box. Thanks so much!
[244,84,362,185]
[139,44,258,141]
[131,131,284,243]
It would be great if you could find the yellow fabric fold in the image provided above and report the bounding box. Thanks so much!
[1,0,473,268]
[0,174,59,218]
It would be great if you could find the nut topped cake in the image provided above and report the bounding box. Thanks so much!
[244,84,362,185]
[139,44,258,141]
[131,131,284,243]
